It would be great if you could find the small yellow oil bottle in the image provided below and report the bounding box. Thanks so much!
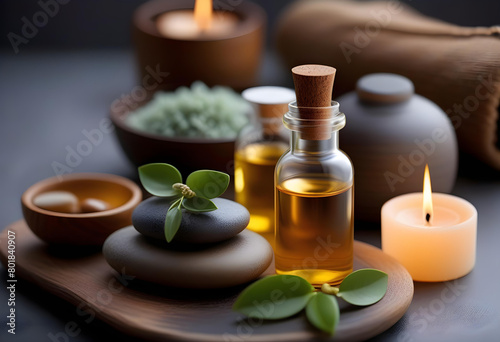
[235,87,295,244]
[275,65,354,286]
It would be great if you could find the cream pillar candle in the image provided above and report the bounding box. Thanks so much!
[381,166,477,282]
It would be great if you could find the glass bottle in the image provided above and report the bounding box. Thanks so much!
[235,86,295,245]
[274,65,354,286]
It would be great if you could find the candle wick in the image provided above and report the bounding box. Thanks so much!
[425,213,431,223]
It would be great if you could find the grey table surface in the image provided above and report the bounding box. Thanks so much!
[0,49,499,342]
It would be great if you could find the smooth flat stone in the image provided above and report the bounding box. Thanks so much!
[132,197,250,244]
[103,227,273,288]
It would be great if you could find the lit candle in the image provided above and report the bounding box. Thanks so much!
[382,165,477,282]
[156,0,238,40]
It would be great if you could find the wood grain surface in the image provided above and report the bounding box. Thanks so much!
[0,221,413,341]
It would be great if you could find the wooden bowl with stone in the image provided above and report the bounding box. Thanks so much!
[21,173,142,246]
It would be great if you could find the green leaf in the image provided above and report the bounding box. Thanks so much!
[185,170,229,199]
[337,269,388,306]
[233,275,315,320]
[138,163,182,197]
[182,197,217,212]
[306,292,340,335]
[164,202,182,243]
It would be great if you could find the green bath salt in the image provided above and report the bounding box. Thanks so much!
[126,82,251,139]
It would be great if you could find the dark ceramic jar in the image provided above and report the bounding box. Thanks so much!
[337,73,458,222]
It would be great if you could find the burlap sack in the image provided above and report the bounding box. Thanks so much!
[276,0,500,170]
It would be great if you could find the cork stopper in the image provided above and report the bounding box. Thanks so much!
[258,103,289,118]
[292,65,336,140]
[242,86,296,118]
[242,86,295,135]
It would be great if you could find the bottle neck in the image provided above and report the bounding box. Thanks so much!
[254,115,284,136]
[290,130,339,156]
[284,101,345,156]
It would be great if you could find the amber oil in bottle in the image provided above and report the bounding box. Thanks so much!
[235,142,288,234]
[276,177,353,285]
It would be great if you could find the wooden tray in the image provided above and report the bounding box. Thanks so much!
[0,221,413,341]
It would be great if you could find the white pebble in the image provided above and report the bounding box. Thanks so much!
[33,191,80,214]
[80,198,110,213]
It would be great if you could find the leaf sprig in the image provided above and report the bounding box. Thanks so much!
[138,163,230,242]
[233,269,388,335]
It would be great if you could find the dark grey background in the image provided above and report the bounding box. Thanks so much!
[1,1,500,342]
[2,0,500,50]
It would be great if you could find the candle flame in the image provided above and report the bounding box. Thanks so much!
[194,0,212,31]
[423,164,433,225]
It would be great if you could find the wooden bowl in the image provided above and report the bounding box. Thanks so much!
[110,101,236,176]
[21,173,142,246]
